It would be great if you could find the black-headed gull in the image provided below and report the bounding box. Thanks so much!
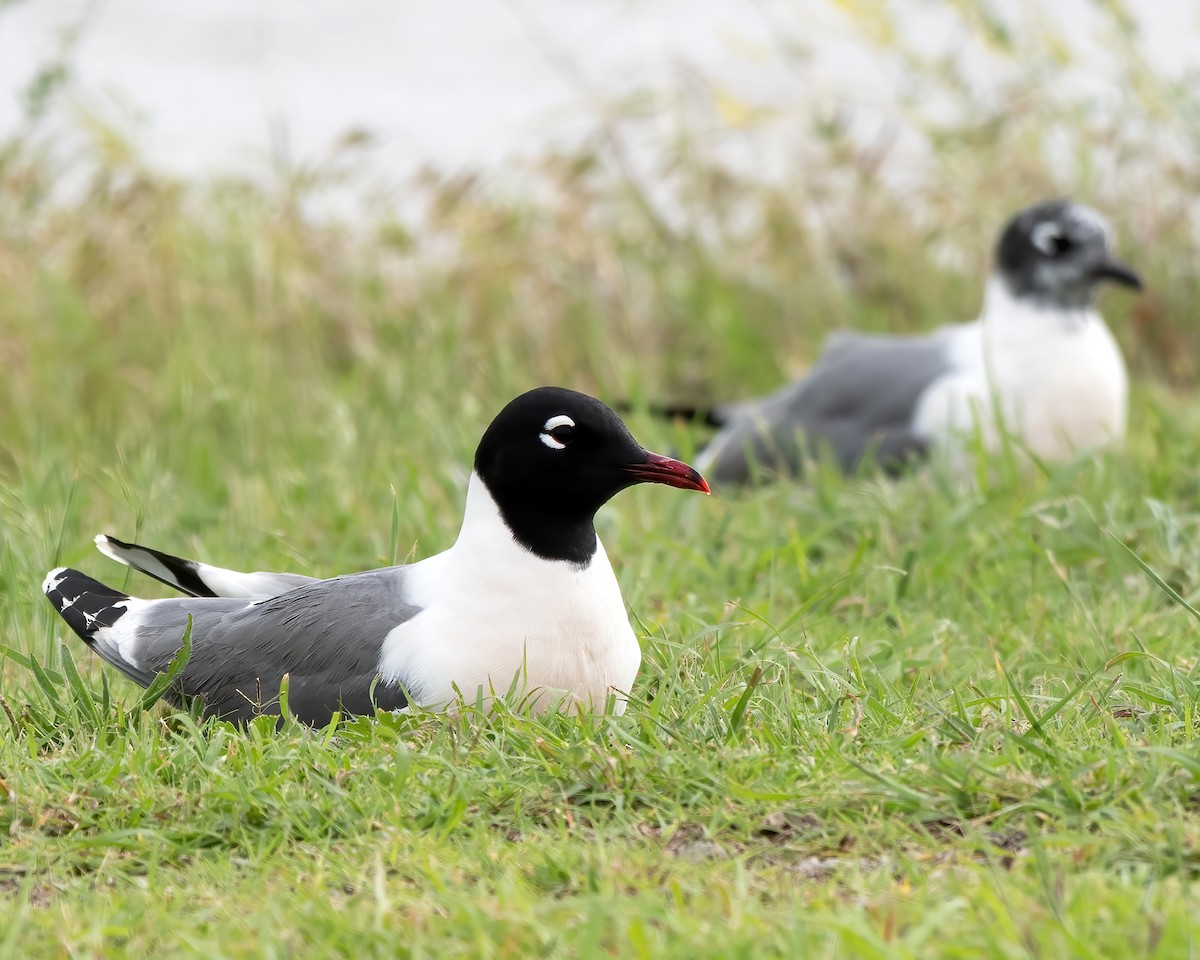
[43,387,710,725]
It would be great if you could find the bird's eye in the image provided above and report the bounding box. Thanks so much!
[1032,223,1073,257]
[540,414,576,450]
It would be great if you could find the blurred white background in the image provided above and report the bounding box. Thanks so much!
[0,0,1196,180]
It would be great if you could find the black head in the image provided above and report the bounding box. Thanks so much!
[994,200,1142,309]
[474,387,709,565]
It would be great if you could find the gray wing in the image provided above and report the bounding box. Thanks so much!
[126,568,422,725]
[696,328,958,483]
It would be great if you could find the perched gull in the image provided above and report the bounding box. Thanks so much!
[43,387,710,725]
[685,200,1143,484]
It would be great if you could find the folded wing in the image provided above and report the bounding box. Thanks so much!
[695,328,959,483]
[44,566,421,725]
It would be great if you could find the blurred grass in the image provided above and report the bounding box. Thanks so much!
[3,0,1200,955]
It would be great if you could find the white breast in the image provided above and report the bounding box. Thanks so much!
[378,475,642,714]
[912,279,1127,469]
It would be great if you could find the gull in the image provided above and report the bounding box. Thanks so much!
[43,387,710,725]
[687,200,1143,483]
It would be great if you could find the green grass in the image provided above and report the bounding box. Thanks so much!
[4,254,1200,956]
[4,13,1200,949]
[7,400,1200,958]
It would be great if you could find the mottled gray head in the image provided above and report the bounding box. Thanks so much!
[995,200,1142,309]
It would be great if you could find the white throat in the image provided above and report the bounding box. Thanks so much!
[979,276,1093,335]
[912,274,1127,468]
[378,472,641,713]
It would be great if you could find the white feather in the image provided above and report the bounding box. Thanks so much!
[378,473,641,713]
[89,599,149,671]
[912,277,1127,471]
[42,567,68,594]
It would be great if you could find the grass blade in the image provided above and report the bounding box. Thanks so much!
[0,645,65,685]
[725,665,763,741]
[29,653,64,708]
[1108,531,1200,624]
[59,641,101,727]
[139,615,193,713]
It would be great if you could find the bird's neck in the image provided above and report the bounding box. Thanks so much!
[980,275,1097,337]
[456,473,599,567]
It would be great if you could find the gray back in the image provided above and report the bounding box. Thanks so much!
[700,328,957,483]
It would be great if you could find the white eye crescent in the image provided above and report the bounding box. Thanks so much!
[540,414,575,450]
[1032,222,1067,256]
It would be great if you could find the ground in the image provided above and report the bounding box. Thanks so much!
[1,133,1199,957]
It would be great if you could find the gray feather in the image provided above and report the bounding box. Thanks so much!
[698,328,957,483]
[127,568,422,725]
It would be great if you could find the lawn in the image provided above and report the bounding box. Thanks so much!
[2,97,1200,955]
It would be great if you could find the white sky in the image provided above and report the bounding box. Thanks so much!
[0,0,1195,179]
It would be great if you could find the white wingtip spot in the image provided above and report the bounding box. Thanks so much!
[42,567,68,595]
[94,534,120,562]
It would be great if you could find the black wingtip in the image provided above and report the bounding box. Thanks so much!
[95,533,218,598]
[43,567,130,642]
